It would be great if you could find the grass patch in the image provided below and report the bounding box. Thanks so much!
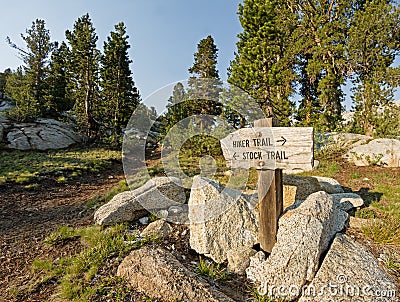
[305,144,400,251]
[358,179,400,245]
[0,148,121,185]
[197,256,227,281]
[30,224,151,301]
[362,217,400,245]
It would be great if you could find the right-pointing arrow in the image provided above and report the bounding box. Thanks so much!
[277,136,287,146]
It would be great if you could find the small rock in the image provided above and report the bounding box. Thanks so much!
[141,220,172,239]
[224,170,234,177]
[139,217,149,225]
[168,205,183,214]
[156,209,169,219]
[227,247,256,275]
[94,191,148,226]
[349,216,372,229]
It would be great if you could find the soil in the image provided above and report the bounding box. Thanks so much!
[1,155,399,301]
[0,163,125,301]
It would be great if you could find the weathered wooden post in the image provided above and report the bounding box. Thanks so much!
[220,122,314,254]
[254,118,282,253]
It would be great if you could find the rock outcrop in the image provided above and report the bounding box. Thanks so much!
[94,177,186,225]
[317,132,373,151]
[117,246,235,302]
[1,118,82,150]
[246,191,348,301]
[346,138,400,167]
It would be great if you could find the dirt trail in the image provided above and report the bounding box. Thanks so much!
[0,163,124,301]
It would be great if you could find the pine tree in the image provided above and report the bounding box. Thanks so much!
[228,0,295,125]
[163,82,188,133]
[6,19,53,120]
[5,68,37,121]
[295,53,322,127]
[187,35,222,132]
[290,0,365,130]
[348,0,400,136]
[46,42,73,118]
[66,13,101,139]
[100,22,140,147]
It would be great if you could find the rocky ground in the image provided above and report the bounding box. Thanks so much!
[1,156,399,301]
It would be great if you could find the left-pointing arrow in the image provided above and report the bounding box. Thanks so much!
[233,152,239,160]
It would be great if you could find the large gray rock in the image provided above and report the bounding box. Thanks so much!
[189,176,258,264]
[313,176,344,194]
[331,192,364,212]
[246,191,348,301]
[298,234,398,302]
[117,246,235,302]
[4,119,82,150]
[94,177,186,225]
[346,138,400,167]
[94,191,148,225]
[283,174,322,200]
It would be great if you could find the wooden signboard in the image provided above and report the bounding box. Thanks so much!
[220,127,314,172]
[220,120,314,253]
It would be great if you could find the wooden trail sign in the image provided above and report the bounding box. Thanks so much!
[220,119,314,253]
[220,127,314,172]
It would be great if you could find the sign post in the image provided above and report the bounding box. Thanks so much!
[254,118,282,253]
[220,119,314,253]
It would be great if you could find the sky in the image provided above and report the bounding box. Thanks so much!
[0,0,242,112]
[0,1,398,113]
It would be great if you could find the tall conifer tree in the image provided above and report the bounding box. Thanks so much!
[100,22,139,146]
[187,35,222,131]
[348,0,400,135]
[66,13,101,139]
[7,19,53,120]
[163,82,188,133]
[46,42,72,117]
[228,0,295,125]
